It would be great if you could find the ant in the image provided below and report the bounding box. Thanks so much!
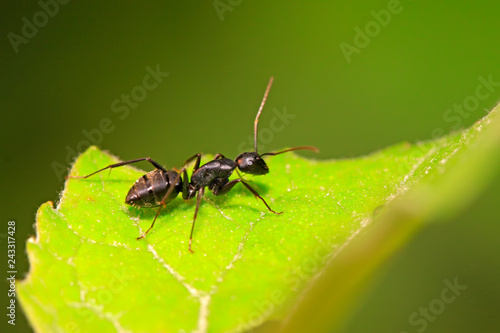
[71,77,318,252]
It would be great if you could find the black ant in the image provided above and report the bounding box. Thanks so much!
[71,77,318,252]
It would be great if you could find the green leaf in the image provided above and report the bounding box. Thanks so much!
[18,104,500,332]
[279,104,500,333]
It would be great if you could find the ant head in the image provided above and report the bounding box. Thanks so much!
[235,152,269,175]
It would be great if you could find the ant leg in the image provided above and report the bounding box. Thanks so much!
[235,169,245,179]
[214,179,283,215]
[71,157,166,179]
[176,153,202,200]
[136,168,186,240]
[181,167,190,200]
[214,153,226,160]
[173,154,201,199]
[136,205,162,240]
[189,187,205,253]
[182,153,202,172]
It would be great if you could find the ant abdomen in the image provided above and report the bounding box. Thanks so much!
[125,170,182,207]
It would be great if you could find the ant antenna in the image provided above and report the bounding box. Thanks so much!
[254,77,274,154]
[261,146,319,157]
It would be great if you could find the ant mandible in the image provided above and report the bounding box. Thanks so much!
[72,77,318,252]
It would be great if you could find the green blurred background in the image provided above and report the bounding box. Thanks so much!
[1,1,499,332]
